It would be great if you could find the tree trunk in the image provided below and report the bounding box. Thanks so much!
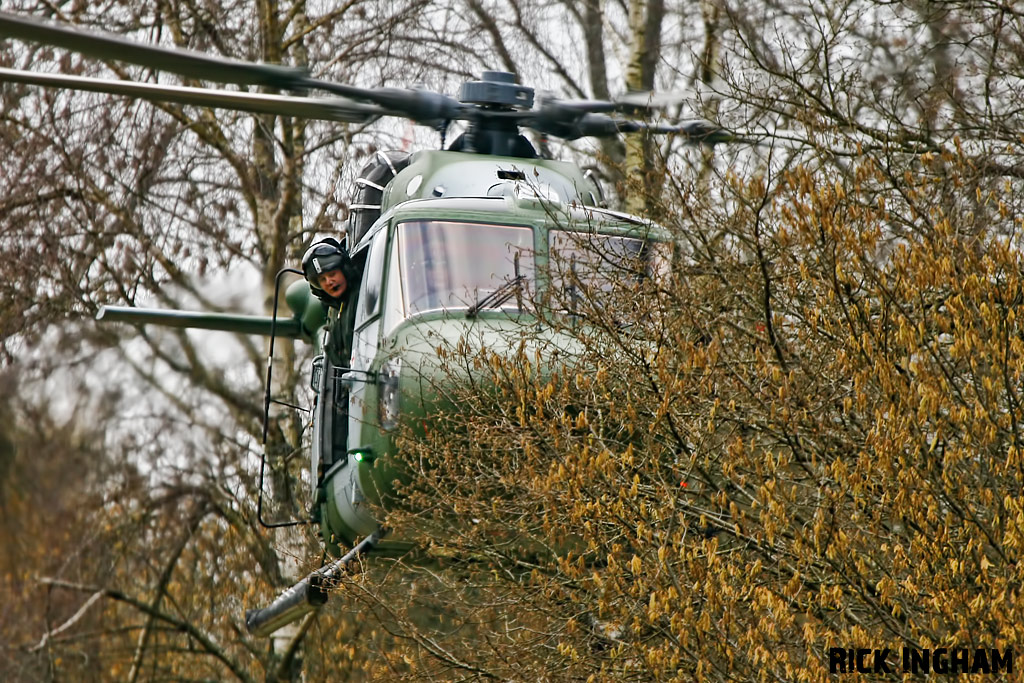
[622,0,665,215]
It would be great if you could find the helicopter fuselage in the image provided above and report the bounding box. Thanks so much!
[314,150,670,554]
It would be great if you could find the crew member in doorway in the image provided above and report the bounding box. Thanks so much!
[301,237,361,462]
[302,237,356,307]
[301,236,360,365]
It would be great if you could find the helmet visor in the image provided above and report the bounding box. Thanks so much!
[302,244,346,286]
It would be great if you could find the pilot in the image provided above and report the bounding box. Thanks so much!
[301,237,360,365]
[302,237,361,463]
[302,237,357,308]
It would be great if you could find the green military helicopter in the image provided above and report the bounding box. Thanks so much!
[0,10,739,637]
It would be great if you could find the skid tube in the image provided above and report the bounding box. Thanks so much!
[245,528,387,637]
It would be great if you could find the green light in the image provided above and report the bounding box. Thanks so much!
[349,448,374,463]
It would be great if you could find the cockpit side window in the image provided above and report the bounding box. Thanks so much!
[356,228,388,329]
[547,231,670,306]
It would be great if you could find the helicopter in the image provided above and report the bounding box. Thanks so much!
[0,10,740,638]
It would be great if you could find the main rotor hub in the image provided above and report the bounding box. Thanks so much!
[459,71,534,110]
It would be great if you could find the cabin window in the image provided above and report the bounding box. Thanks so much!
[356,228,388,328]
[397,220,534,315]
[547,231,670,304]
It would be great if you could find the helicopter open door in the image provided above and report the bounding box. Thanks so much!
[310,225,391,546]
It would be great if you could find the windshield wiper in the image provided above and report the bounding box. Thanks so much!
[467,252,525,318]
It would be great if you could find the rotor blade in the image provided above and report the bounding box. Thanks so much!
[536,91,692,119]
[526,97,681,139]
[0,11,307,88]
[0,67,385,123]
[539,98,618,114]
[622,119,769,145]
[613,90,692,109]
[650,121,816,148]
[0,12,463,124]
[641,120,746,144]
[537,114,784,146]
[637,120,824,153]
